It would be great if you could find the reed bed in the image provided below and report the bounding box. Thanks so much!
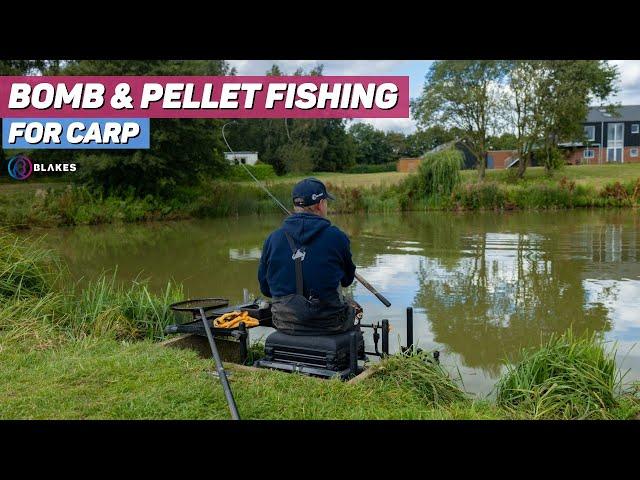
[370,349,467,407]
[0,231,61,299]
[0,292,67,350]
[0,231,184,343]
[495,330,624,419]
[67,272,184,340]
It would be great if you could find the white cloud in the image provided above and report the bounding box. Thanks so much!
[583,279,640,339]
[226,60,640,133]
[611,60,640,89]
[227,60,409,77]
[317,60,408,76]
[608,60,640,105]
[356,117,418,134]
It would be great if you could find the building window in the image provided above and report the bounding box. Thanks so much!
[584,125,596,141]
[583,149,595,159]
[632,124,640,134]
[631,148,639,157]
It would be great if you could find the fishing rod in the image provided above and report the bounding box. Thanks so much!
[222,121,391,308]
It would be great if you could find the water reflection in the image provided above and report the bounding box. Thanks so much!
[31,210,640,394]
[415,231,611,376]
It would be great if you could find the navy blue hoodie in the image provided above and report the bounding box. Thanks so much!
[258,213,356,300]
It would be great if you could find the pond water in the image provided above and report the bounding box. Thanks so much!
[32,210,640,397]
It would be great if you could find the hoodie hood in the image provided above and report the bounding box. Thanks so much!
[282,212,331,245]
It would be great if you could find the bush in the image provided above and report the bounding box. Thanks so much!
[417,147,463,197]
[277,140,314,174]
[598,179,640,206]
[370,349,467,407]
[393,148,463,208]
[324,183,367,213]
[33,186,163,226]
[511,183,573,209]
[190,180,292,217]
[346,162,397,174]
[496,330,624,419]
[453,182,506,210]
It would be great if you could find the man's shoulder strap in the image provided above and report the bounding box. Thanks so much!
[283,231,304,297]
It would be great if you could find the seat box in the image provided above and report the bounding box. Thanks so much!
[263,330,364,371]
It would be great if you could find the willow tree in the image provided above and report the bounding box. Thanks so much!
[412,61,508,180]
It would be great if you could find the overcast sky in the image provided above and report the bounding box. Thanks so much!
[227,60,640,135]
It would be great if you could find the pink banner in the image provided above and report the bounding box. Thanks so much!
[0,76,409,118]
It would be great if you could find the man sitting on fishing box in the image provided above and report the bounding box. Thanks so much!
[258,178,362,336]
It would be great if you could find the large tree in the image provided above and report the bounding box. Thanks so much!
[505,60,618,177]
[60,60,232,196]
[348,122,394,164]
[412,61,508,179]
[487,132,518,151]
[535,61,618,173]
[504,60,541,178]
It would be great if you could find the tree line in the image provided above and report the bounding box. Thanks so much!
[0,60,458,196]
[1,60,619,196]
[412,60,619,179]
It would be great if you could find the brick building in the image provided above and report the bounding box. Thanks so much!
[560,105,640,165]
[397,106,640,173]
[486,150,519,169]
[397,157,421,172]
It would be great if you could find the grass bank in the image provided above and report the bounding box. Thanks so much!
[0,339,504,420]
[0,231,638,420]
[3,164,640,230]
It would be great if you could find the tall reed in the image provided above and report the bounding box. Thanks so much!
[67,271,184,341]
[0,231,61,299]
[495,330,623,419]
[370,349,467,407]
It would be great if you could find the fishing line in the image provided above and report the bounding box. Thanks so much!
[221,121,391,308]
[222,121,290,216]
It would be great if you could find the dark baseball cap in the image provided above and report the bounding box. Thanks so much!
[292,178,335,207]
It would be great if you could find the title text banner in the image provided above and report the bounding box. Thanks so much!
[0,76,410,119]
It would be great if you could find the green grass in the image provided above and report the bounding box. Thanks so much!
[67,271,184,341]
[3,164,640,230]
[0,231,62,299]
[368,348,467,407]
[1,335,636,420]
[250,171,411,188]
[256,163,640,190]
[462,163,640,189]
[0,337,503,420]
[0,230,638,420]
[496,330,639,419]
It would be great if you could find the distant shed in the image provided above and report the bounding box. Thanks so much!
[224,151,259,166]
[397,157,422,172]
